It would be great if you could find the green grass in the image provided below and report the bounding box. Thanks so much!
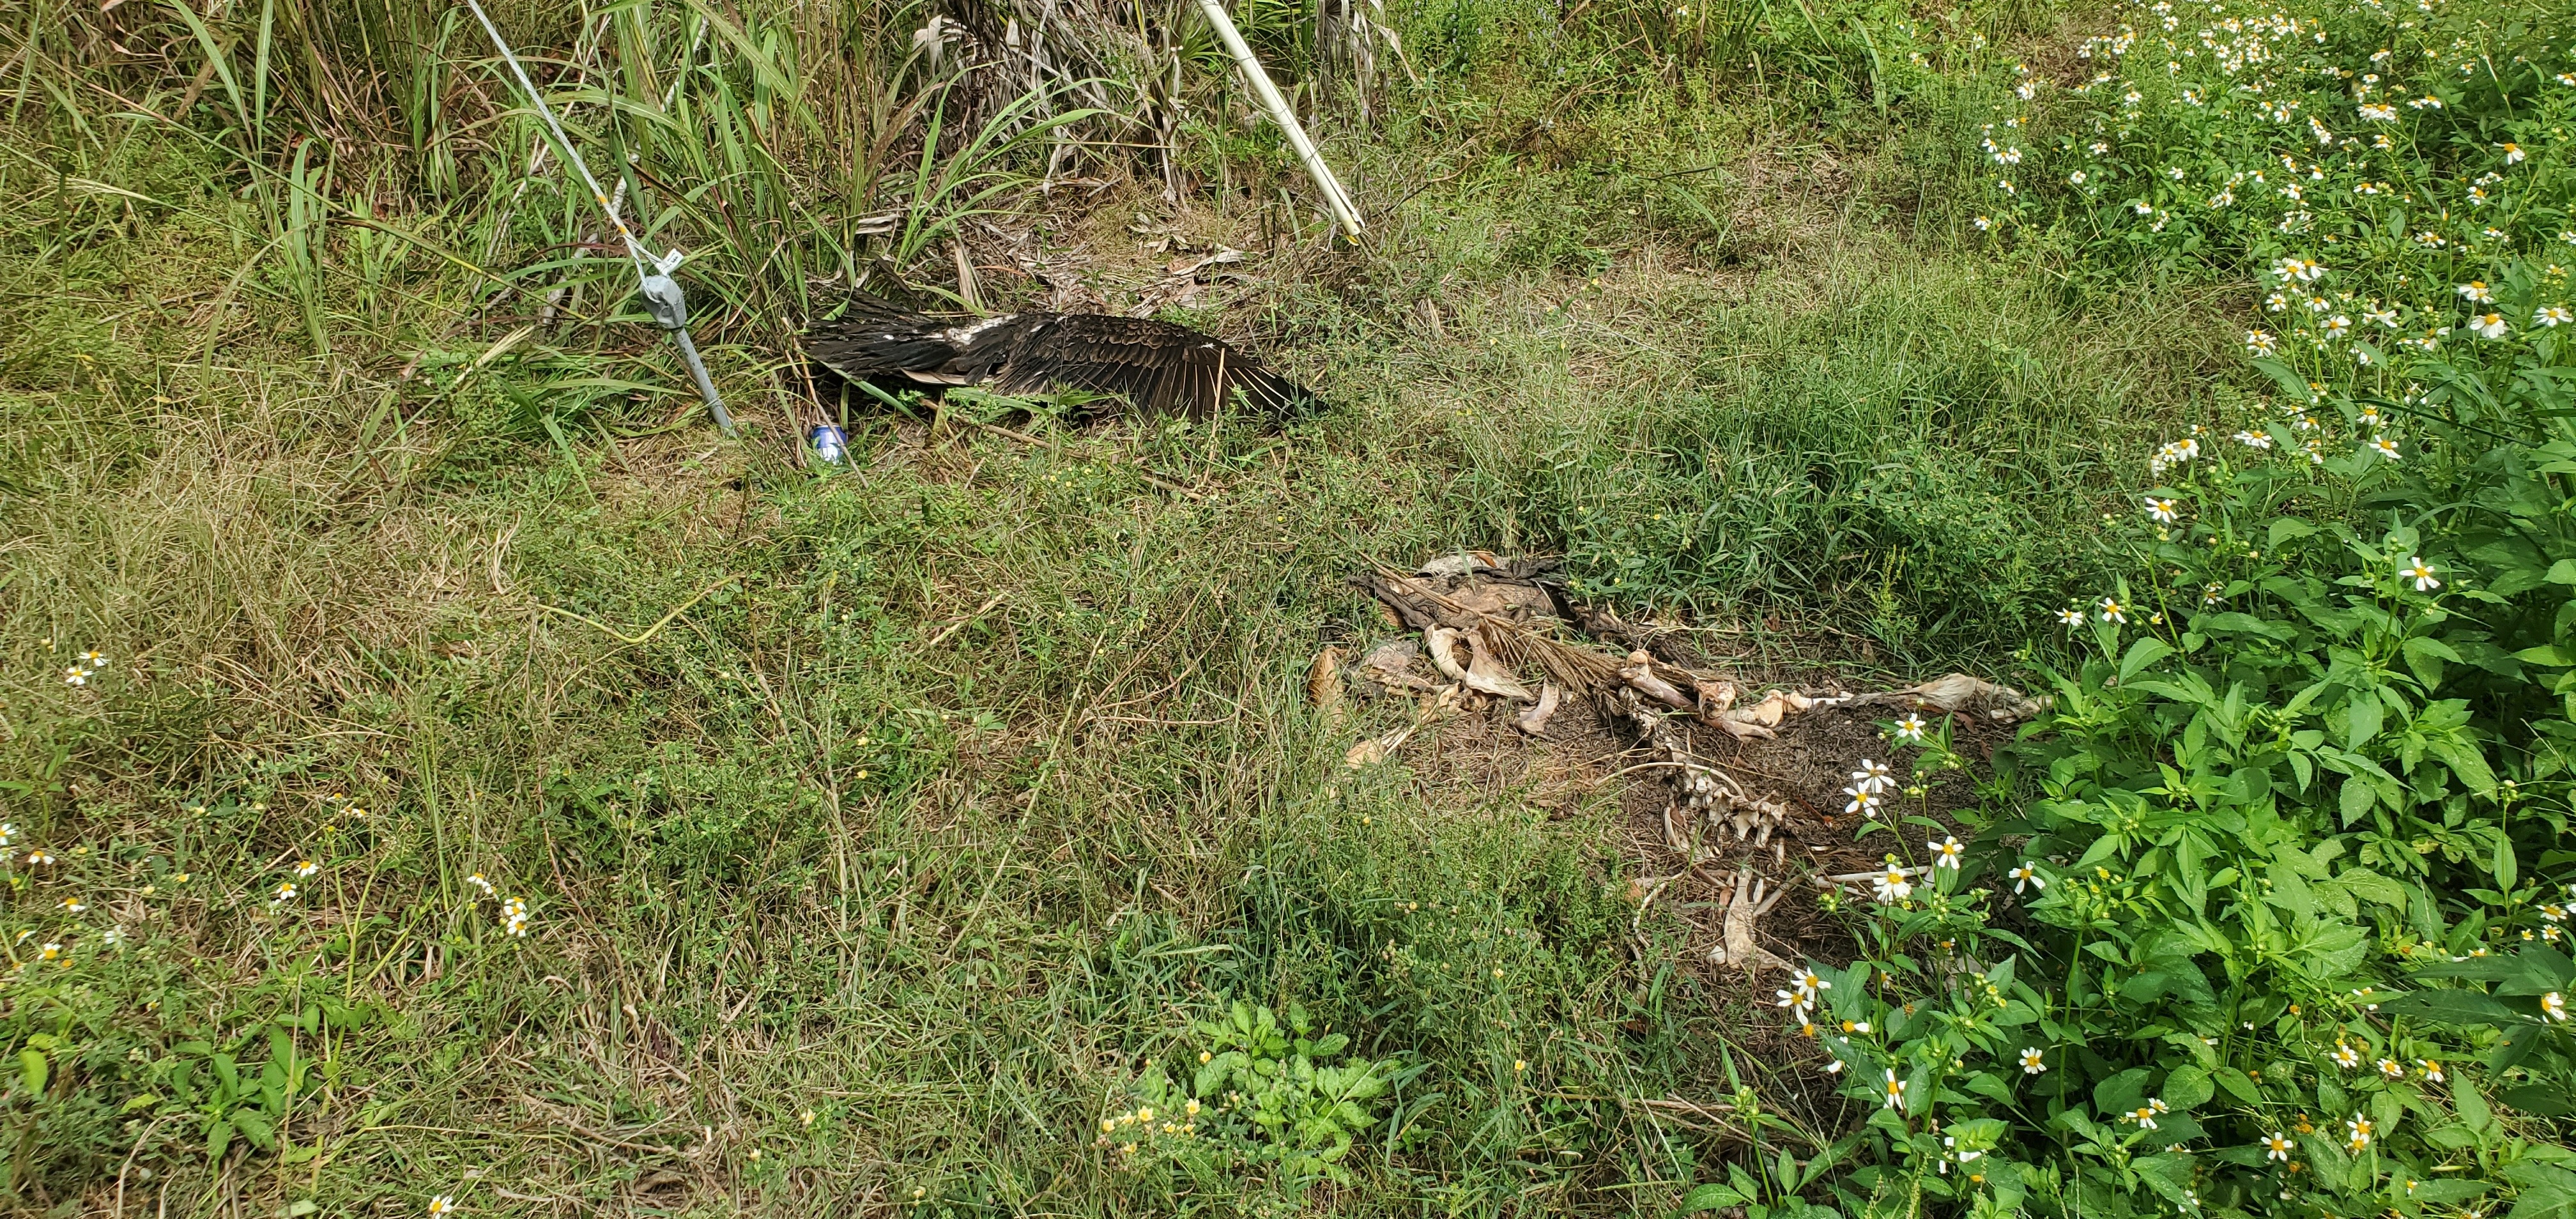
[0,0,2243,1211]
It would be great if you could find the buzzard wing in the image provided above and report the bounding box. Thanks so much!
[987,314,1315,420]
[802,298,967,383]
[803,299,1320,420]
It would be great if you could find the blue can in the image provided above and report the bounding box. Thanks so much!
[810,424,848,466]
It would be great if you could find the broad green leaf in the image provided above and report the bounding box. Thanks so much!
[2502,1084,2576,1117]
[2162,1064,2214,1110]
[2268,866,2319,917]
[2119,637,2176,686]
[2213,1067,2260,1105]
[2503,943,2576,995]
[2204,611,2296,640]
[2289,921,2371,979]
[1673,1182,1753,1213]
[2343,694,2384,750]
[2379,990,2524,1027]
[2094,1066,2152,1116]
[2335,867,2408,910]
[2407,1179,2490,1206]
[2133,1151,2197,1207]
[2249,359,2313,401]
[2454,1073,2493,1133]
[2428,735,2499,797]
[2403,636,2457,687]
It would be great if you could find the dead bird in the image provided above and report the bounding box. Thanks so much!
[804,294,1324,422]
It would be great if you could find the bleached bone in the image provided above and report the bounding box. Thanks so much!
[1516,682,1562,735]
[1609,686,1790,862]
[1424,627,1471,685]
[1621,650,1696,710]
[1709,866,1791,975]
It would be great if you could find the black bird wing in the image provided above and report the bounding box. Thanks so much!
[803,299,1321,420]
[985,314,1315,420]
[803,297,971,383]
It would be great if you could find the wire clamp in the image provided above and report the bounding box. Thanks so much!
[462,0,737,438]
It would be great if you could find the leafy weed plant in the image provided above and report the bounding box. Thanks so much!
[1729,0,2576,1213]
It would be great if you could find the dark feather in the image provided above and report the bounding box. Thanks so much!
[804,297,1321,420]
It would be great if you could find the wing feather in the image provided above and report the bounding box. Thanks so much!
[988,314,1314,419]
[803,298,963,380]
[806,298,1323,421]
